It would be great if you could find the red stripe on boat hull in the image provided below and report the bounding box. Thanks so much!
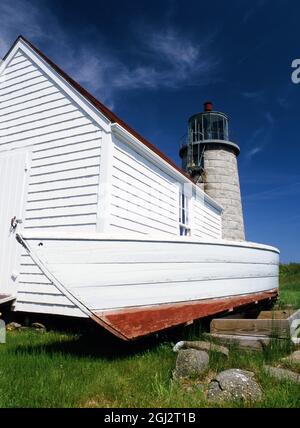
[93,289,278,340]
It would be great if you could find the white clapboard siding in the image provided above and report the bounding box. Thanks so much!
[16,253,87,318]
[111,182,175,215]
[0,72,47,95]
[0,51,102,234]
[27,194,98,210]
[110,138,178,235]
[0,104,80,131]
[192,196,222,239]
[1,59,33,76]
[27,175,100,194]
[0,49,104,317]
[0,103,77,129]
[0,87,60,112]
[0,65,40,85]
[0,80,54,105]
[0,91,66,115]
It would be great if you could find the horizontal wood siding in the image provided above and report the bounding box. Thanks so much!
[192,195,222,240]
[110,138,178,235]
[0,49,102,317]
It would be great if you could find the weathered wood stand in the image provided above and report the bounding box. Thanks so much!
[207,309,300,351]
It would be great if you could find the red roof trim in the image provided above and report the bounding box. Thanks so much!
[4,36,192,182]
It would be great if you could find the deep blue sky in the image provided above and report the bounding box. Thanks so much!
[0,0,299,262]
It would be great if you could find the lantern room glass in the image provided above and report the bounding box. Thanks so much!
[189,112,229,142]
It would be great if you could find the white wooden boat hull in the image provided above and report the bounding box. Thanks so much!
[16,232,279,340]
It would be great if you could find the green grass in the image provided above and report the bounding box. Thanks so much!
[278,263,300,309]
[0,264,299,408]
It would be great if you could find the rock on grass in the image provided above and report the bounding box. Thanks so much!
[264,365,300,384]
[173,349,209,379]
[207,369,263,403]
[281,350,300,364]
[173,340,229,358]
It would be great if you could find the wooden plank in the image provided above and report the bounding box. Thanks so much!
[110,196,178,229]
[113,156,177,199]
[24,213,97,228]
[0,71,45,94]
[114,146,176,194]
[28,166,100,187]
[210,318,291,338]
[30,155,100,176]
[0,295,15,305]
[25,238,279,264]
[111,207,178,234]
[0,97,72,123]
[27,185,99,201]
[7,55,28,67]
[25,203,98,219]
[0,117,92,144]
[48,262,278,289]
[0,103,78,129]
[111,183,175,216]
[95,289,278,340]
[0,92,65,116]
[114,140,178,187]
[205,333,271,351]
[16,292,73,306]
[32,140,101,161]
[111,173,177,210]
[0,64,37,83]
[2,59,32,75]
[14,301,87,318]
[258,310,296,320]
[0,87,60,114]
[27,175,99,194]
[0,80,52,104]
[287,308,300,325]
[26,194,98,210]
[0,110,85,137]
[18,273,53,284]
[18,283,62,295]
[29,166,100,187]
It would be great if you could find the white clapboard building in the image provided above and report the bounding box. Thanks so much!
[0,36,279,340]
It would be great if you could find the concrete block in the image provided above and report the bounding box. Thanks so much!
[0,320,6,344]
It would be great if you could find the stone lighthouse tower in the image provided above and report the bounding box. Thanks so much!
[179,102,245,241]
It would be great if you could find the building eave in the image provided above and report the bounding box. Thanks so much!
[1,35,223,213]
[112,123,223,212]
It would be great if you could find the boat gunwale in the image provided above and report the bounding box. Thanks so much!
[18,231,280,254]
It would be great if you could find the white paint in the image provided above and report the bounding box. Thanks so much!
[19,233,279,314]
[0,150,28,296]
[0,45,103,317]
[0,38,278,323]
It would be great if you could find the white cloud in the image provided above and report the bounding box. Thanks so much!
[0,0,62,54]
[265,112,274,125]
[242,91,264,101]
[69,28,218,99]
[247,146,263,158]
[0,0,219,104]
[245,182,300,201]
[244,120,274,160]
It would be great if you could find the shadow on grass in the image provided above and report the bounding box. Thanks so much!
[6,312,212,361]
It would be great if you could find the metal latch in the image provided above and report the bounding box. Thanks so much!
[10,216,22,231]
